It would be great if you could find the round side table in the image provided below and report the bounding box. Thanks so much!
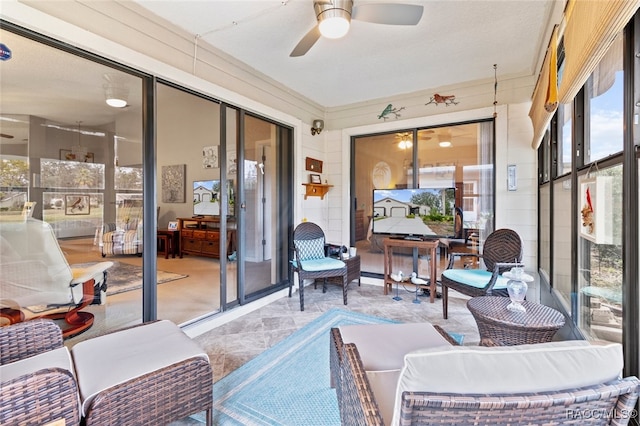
[467,296,565,346]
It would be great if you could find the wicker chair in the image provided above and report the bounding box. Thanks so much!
[333,328,640,426]
[290,222,348,311]
[440,228,523,319]
[0,319,81,426]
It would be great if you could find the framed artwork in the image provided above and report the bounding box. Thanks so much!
[579,176,613,244]
[167,221,178,230]
[305,157,323,173]
[202,145,219,169]
[59,149,94,163]
[162,164,186,203]
[65,195,90,215]
[309,173,322,184]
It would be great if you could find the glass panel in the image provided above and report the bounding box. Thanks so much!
[586,33,623,163]
[552,178,572,312]
[539,184,551,280]
[559,102,572,176]
[156,83,221,322]
[0,27,144,342]
[577,165,623,343]
[354,121,494,277]
[242,114,280,297]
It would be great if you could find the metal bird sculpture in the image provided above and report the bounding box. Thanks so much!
[390,271,404,282]
[390,270,404,301]
[410,272,428,304]
[410,272,428,285]
[425,94,459,107]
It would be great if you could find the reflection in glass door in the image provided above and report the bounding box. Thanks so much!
[235,113,291,302]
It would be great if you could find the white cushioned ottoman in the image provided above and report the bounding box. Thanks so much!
[71,320,213,425]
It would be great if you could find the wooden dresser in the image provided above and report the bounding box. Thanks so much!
[177,217,236,259]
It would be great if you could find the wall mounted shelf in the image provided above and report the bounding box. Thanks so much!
[302,183,332,200]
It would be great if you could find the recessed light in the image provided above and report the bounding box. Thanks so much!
[439,141,452,148]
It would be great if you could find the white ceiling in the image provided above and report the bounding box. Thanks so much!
[134,0,561,108]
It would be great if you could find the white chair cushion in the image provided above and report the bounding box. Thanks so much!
[71,320,209,416]
[391,340,623,426]
[0,347,73,382]
[442,268,510,290]
[339,323,453,426]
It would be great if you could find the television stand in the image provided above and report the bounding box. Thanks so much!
[383,237,440,303]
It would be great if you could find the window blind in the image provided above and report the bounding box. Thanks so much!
[530,0,640,150]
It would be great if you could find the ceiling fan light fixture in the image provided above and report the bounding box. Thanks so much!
[316,0,352,39]
[318,14,350,39]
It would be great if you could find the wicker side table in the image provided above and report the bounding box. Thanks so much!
[467,296,565,346]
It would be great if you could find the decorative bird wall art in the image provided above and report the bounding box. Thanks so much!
[378,104,406,120]
[425,93,459,107]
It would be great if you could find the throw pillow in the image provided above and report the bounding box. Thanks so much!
[294,237,325,261]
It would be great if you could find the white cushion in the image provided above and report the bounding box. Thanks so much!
[391,340,623,426]
[0,347,73,382]
[71,320,209,416]
[339,323,453,426]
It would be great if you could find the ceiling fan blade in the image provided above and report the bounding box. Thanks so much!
[0,133,14,139]
[352,3,423,25]
[290,25,322,57]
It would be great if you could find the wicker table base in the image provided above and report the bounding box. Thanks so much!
[467,296,565,346]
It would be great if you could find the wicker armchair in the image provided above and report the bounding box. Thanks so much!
[440,228,523,319]
[333,327,640,426]
[290,222,348,311]
[0,319,81,426]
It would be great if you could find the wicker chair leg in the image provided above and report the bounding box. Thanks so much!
[206,408,212,426]
[298,275,305,311]
[442,285,449,319]
[342,275,348,305]
[322,278,328,293]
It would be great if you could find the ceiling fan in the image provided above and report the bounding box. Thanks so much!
[290,0,424,57]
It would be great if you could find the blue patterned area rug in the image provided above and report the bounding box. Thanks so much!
[192,308,462,426]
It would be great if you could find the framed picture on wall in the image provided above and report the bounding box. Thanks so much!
[161,164,186,203]
[65,195,90,215]
[309,174,322,184]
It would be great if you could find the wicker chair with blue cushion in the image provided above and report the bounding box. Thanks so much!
[290,222,348,311]
[441,228,523,319]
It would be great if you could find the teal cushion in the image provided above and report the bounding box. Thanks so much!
[294,237,325,261]
[291,257,345,272]
[442,269,509,290]
[581,286,622,304]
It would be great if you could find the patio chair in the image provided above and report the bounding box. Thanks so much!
[290,222,348,311]
[0,218,113,338]
[440,228,523,319]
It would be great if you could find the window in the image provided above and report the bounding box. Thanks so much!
[586,33,623,162]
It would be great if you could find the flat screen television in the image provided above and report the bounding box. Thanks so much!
[372,187,456,239]
[193,180,221,216]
